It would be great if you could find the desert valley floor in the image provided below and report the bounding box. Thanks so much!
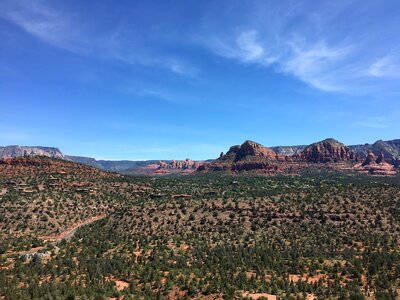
[0,157,400,299]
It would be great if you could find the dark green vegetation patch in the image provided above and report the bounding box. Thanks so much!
[1,173,400,299]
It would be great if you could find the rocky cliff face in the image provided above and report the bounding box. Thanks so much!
[219,140,277,162]
[125,159,206,175]
[270,145,306,156]
[0,146,65,160]
[349,139,400,165]
[355,151,396,176]
[199,140,281,173]
[199,138,398,176]
[158,159,202,170]
[300,138,353,163]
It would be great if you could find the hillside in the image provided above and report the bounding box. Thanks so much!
[0,157,159,251]
[1,164,400,299]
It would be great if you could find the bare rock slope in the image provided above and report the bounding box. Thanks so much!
[0,145,65,160]
[300,138,353,163]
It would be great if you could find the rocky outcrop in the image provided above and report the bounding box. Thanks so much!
[349,139,400,165]
[362,150,376,166]
[355,150,396,176]
[199,140,280,173]
[0,146,65,160]
[236,140,277,160]
[394,157,400,168]
[375,151,385,164]
[219,140,277,162]
[301,138,353,163]
[126,159,206,175]
[270,145,306,156]
[158,159,202,170]
[199,138,398,176]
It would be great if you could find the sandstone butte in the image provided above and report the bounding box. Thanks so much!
[198,138,398,176]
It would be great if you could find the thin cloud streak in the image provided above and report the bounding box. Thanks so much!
[368,56,400,78]
[0,0,197,77]
[198,1,400,94]
[207,30,353,92]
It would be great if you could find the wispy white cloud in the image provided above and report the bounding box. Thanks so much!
[0,0,88,54]
[198,1,400,94]
[282,40,351,91]
[237,31,265,62]
[160,58,199,77]
[208,30,278,66]
[0,0,197,77]
[207,30,352,91]
[368,56,400,78]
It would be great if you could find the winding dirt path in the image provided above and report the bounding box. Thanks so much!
[6,214,107,256]
[46,214,106,242]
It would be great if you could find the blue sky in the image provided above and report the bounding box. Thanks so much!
[1,0,399,160]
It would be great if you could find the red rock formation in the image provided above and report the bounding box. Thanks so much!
[301,138,353,163]
[375,151,385,164]
[130,159,206,175]
[217,140,277,162]
[198,138,397,177]
[354,150,396,176]
[199,140,280,173]
[158,159,202,170]
[235,140,276,161]
[362,150,376,166]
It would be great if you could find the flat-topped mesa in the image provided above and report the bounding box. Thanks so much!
[301,138,354,163]
[0,145,65,160]
[219,140,277,162]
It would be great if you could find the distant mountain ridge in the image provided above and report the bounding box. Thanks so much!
[271,139,400,165]
[66,155,162,172]
[0,145,65,160]
[199,138,398,176]
[1,138,399,174]
[349,139,400,163]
